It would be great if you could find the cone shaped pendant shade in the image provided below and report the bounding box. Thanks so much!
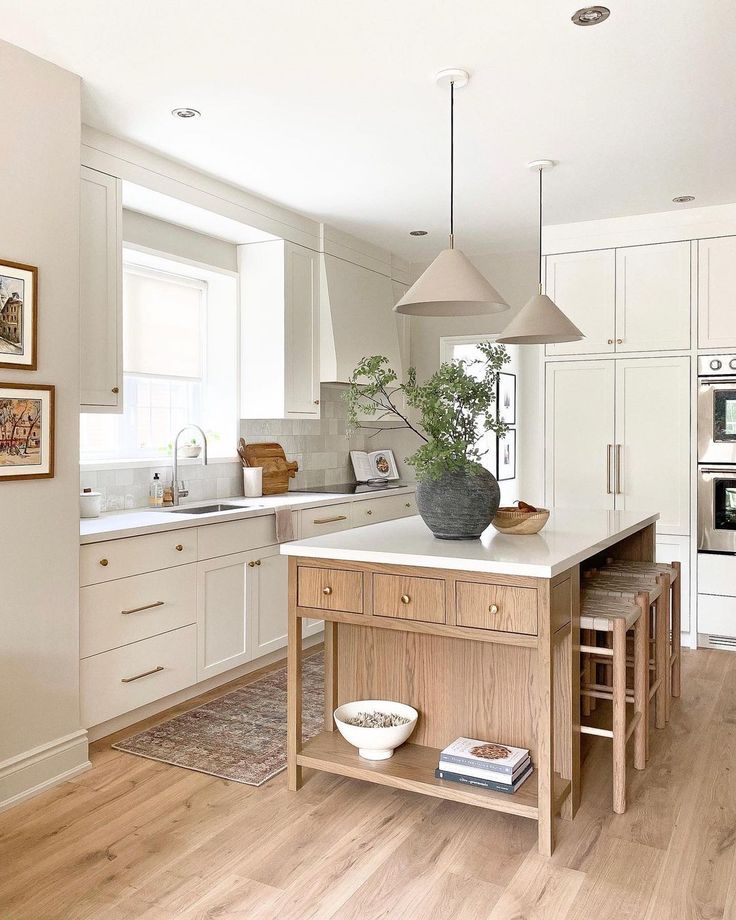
[497,161,583,345]
[395,70,510,318]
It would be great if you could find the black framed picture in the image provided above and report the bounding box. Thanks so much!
[497,372,516,425]
[496,429,516,481]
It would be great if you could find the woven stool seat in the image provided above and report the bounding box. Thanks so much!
[603,559,678,583]
[582,573,662,603]
[581,592,641,632]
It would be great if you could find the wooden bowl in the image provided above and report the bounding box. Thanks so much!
[491,506,550,535]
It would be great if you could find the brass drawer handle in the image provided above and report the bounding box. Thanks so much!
[313,515,348,524]
[121,600,165,616]
[99,558,109,567]
[175,544,184,552]
[400,594,411,605]
[489,604,499,615]
[323,586,333,595]
[121,665,164,683]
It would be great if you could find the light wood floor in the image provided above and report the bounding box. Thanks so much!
[1,647,734,920]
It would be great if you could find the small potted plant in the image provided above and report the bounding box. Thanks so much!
[346,342,509,539]
[179,437,202,459]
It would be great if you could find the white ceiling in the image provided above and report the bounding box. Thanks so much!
[1,0,735,259]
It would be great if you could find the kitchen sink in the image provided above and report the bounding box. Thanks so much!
[167,503,253,515]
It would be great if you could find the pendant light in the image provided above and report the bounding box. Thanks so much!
[394,69,509,317]
[497,160,583,344]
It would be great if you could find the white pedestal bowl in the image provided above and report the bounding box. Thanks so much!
[333,700,418,760]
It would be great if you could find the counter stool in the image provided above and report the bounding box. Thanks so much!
[602,558,681,712]
[580,591,648,814]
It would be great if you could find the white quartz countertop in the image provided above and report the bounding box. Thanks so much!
[280,509,659,578]
[79,485,416,544]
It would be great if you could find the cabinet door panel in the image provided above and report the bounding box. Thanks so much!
[285,242,319,415]
[545,250,615,356]
[698,237,736,349]
[656,535,690,633]
[197,552,253,680]
[80,166,122,410]
[251,546,289,657]
[615,242,691,352]
[615,357,690,535]
[545,361,615,510]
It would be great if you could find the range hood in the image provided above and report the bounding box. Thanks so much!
[320,253,404,384]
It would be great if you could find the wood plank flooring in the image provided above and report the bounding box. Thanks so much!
[1,648,735,920]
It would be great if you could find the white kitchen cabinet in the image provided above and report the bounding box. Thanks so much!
[615,242,691,352]
[300,503,353,538]
[80,166,123,411]
[240,239,320,419]
[656,535,690,632]
[250,544,289,657]
[545,250,616,356]
[698,236,736,349]
[545,357,690,535]
[196,551,255,680]
[545,361,616,510]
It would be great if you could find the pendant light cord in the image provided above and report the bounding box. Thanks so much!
[538,165,543,292]
[449,80,455,248]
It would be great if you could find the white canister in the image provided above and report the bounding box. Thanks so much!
[243,466,263,498]
[80,489,103,519]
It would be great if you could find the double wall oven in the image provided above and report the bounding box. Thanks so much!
[698,355,736,553]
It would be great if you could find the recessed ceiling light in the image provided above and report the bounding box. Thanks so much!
[571,6,610,26]
[672,195,695,203]
[171,107,201,119]
[409,230,428,236]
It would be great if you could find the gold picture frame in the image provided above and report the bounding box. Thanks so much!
[0,382,54,480]
[0,258,38,370]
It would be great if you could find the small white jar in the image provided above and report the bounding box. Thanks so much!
[79,489,103,519]
[243,467,263,498]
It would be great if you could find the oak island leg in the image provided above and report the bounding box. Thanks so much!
[671,561,682,698]
[324,620,339,731]
[537,583,555,857]
[562,567,581,819]
[654,586,667,730]
[287,557,303,791]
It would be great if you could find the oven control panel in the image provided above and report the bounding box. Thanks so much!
[699,354,736,376]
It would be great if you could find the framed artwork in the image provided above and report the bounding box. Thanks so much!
[0,259,38,370]
[0,383,55,481]
[497,372,516,424]
[496,429,516,482]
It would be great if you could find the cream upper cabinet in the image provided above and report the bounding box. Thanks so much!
[545,250,616,356]
[545,360,616,510]
[615,357,690,535]
[79,166,122,411]
[698,237,736,349]
[615,242,691,352]
[240,239,320,419]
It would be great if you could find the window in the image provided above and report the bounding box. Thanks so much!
[80,251,238,462]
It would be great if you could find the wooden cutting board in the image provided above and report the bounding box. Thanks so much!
[241,442,299,495]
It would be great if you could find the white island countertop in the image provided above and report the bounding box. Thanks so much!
[280,508,659,578]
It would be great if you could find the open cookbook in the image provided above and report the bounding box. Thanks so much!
[350,449,399,482]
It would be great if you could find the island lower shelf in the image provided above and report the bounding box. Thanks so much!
[297,731,571,820]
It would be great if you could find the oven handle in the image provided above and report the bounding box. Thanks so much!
[700,467,736,475]
[699,377,736,385]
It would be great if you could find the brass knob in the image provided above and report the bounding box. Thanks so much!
[366,510,373,516]
[488,603,499,615]
[400,594,411,604]
[617,338,623,344]
[248,561,255,568]
[99,558,109,567]
[405,502,411,508]
[111,386,119,394]
[323,586,333,595]
[314,399,320,405]
[607,339,614,345]
[175,544,183,552]
[255,559,261,566]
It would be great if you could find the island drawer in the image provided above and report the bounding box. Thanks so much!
[372,573,446,624]
[455,581,538,635]
[80,529,198,586]
[297,566,364,614]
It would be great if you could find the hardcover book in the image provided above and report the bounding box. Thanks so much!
[435,763,534,794]
[439,737,530,775]
[437,755,531,784]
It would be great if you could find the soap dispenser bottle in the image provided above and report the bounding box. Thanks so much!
[149,472,164,508]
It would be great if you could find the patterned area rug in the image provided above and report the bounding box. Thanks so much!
[112,653,325,785]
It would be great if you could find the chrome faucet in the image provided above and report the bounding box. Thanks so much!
[172,425,209,506]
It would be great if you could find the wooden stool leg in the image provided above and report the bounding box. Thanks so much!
[582,629,592,717]
[633,609,647,770]
[654,587,667,730]
[672,561,682,698]
[613,618,627,814]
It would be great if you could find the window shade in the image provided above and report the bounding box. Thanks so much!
[123,268,204,378]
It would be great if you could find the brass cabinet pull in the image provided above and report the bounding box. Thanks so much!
[405,502,411,508]
[322,586,333,595]
[121,600,165,616]
[248,561,255,568]
[121,665,164,683]
[313,515,348,524]
[606,444,613,495]
[488,603,499,615]
[255,559,261,565]
[615,444,623,494]
[366,510,373,515]
[175,544,183,552]
[111,386,119,394]
[400,594,411,604]
[314,399,320,405]
[99,558,109,567]
[616,338,623,344]
[607,339,614,345]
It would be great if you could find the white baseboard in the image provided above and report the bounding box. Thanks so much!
[0,729,90,813]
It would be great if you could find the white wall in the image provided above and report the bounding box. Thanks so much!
[0,40,88,808]
[122,210,237,273]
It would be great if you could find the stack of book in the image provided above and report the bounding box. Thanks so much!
[434,737,532,794]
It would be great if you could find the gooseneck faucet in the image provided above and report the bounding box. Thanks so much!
[172,424,209,506]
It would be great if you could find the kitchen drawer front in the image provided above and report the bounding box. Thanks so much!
[80,624,197,727]
[698,593,736,638]
[352,493,417,527]
[297,565,363,614]
[80,565,197,658]
[455,581,538,635]
[372,573,445,624]
[80,529,197,586]
[197,514,282,560]
[300,504,352,538]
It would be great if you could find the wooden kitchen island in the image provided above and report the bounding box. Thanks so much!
[281,509,658,856]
